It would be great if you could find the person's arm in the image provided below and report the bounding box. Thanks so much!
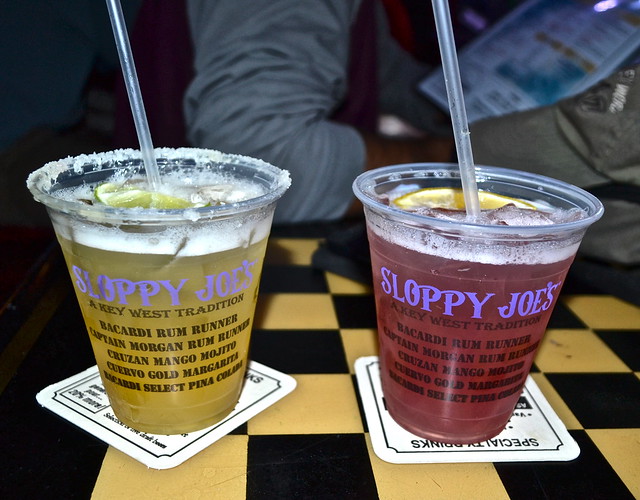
[185,0,365,224]
[185,0,453,223]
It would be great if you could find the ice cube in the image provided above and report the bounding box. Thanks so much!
[191,184,235,206]
[486,204,554,226]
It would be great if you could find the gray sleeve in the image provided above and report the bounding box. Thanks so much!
[184,0,366,224]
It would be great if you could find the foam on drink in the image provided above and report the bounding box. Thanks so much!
[368,188,589,267]
[34,148,290,257]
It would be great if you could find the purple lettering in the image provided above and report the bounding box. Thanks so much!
[159,279,187,306]
[543,281,561,310]
[73,266,87,293]
[465,292,495,319]
[405,280,421,307]
[381,267,394,296]
[134,281,161,306]
[419,286,442,311]
[195,261,259,302]
[242,260,256,288]
[517,291,535,316]
[442,290,465,316]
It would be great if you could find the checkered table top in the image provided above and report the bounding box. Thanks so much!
[1,235,639,499]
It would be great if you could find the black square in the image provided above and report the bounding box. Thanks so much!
[0,294,107,500]
[249,329,348,374]
[351,374,370,434]
[546,373,640,428]
[496,430,634,500]
[260,265,328,293]
[595,330,640,371]
[528,362,541,373]
[547,300,587,329]
[332,294,378,329]
[246,434,378,500]
[563,263,609,296]
[564,259,640,307]
[229,422,248,435]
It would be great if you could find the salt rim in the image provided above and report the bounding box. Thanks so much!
[27,148,291,224]
[58,147,281,173]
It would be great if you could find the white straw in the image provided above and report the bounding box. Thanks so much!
[105,0,161,190]
[431,0,480,217]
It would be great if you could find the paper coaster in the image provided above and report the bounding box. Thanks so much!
[36,361,296,469]
[355,356,579,464]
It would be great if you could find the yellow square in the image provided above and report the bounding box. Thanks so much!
[535,329,630,372]
[265,238,321,266]
[248,374,363,435]
[529,373,581,429]
[326,271,372,294]
[341,329,379,373]
[92,436,248,499]
[563,296,640,330]
[254,294,338,329]
[587,429,640,499]
[366,435,510,499]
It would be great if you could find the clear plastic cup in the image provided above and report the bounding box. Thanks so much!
[28,148,290,434]
[353,163,602,443]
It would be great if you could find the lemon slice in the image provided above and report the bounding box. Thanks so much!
[392,187,536,210]
[95,183,196,209]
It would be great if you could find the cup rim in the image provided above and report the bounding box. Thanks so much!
[27,147,291,223]
[353,163,604,236]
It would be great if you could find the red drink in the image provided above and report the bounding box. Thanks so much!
[368,229,574,443]
[353,163,603,444]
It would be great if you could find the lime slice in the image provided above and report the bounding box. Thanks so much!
[95,183,196,209]
[392,188,536,210]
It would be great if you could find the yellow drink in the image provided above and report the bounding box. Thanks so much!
[59,236,267,434]
[27,148,290,434]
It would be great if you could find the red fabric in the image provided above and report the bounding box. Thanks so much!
[381,0,416,54]
[332,0,379,132]
[113,0,193,149]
